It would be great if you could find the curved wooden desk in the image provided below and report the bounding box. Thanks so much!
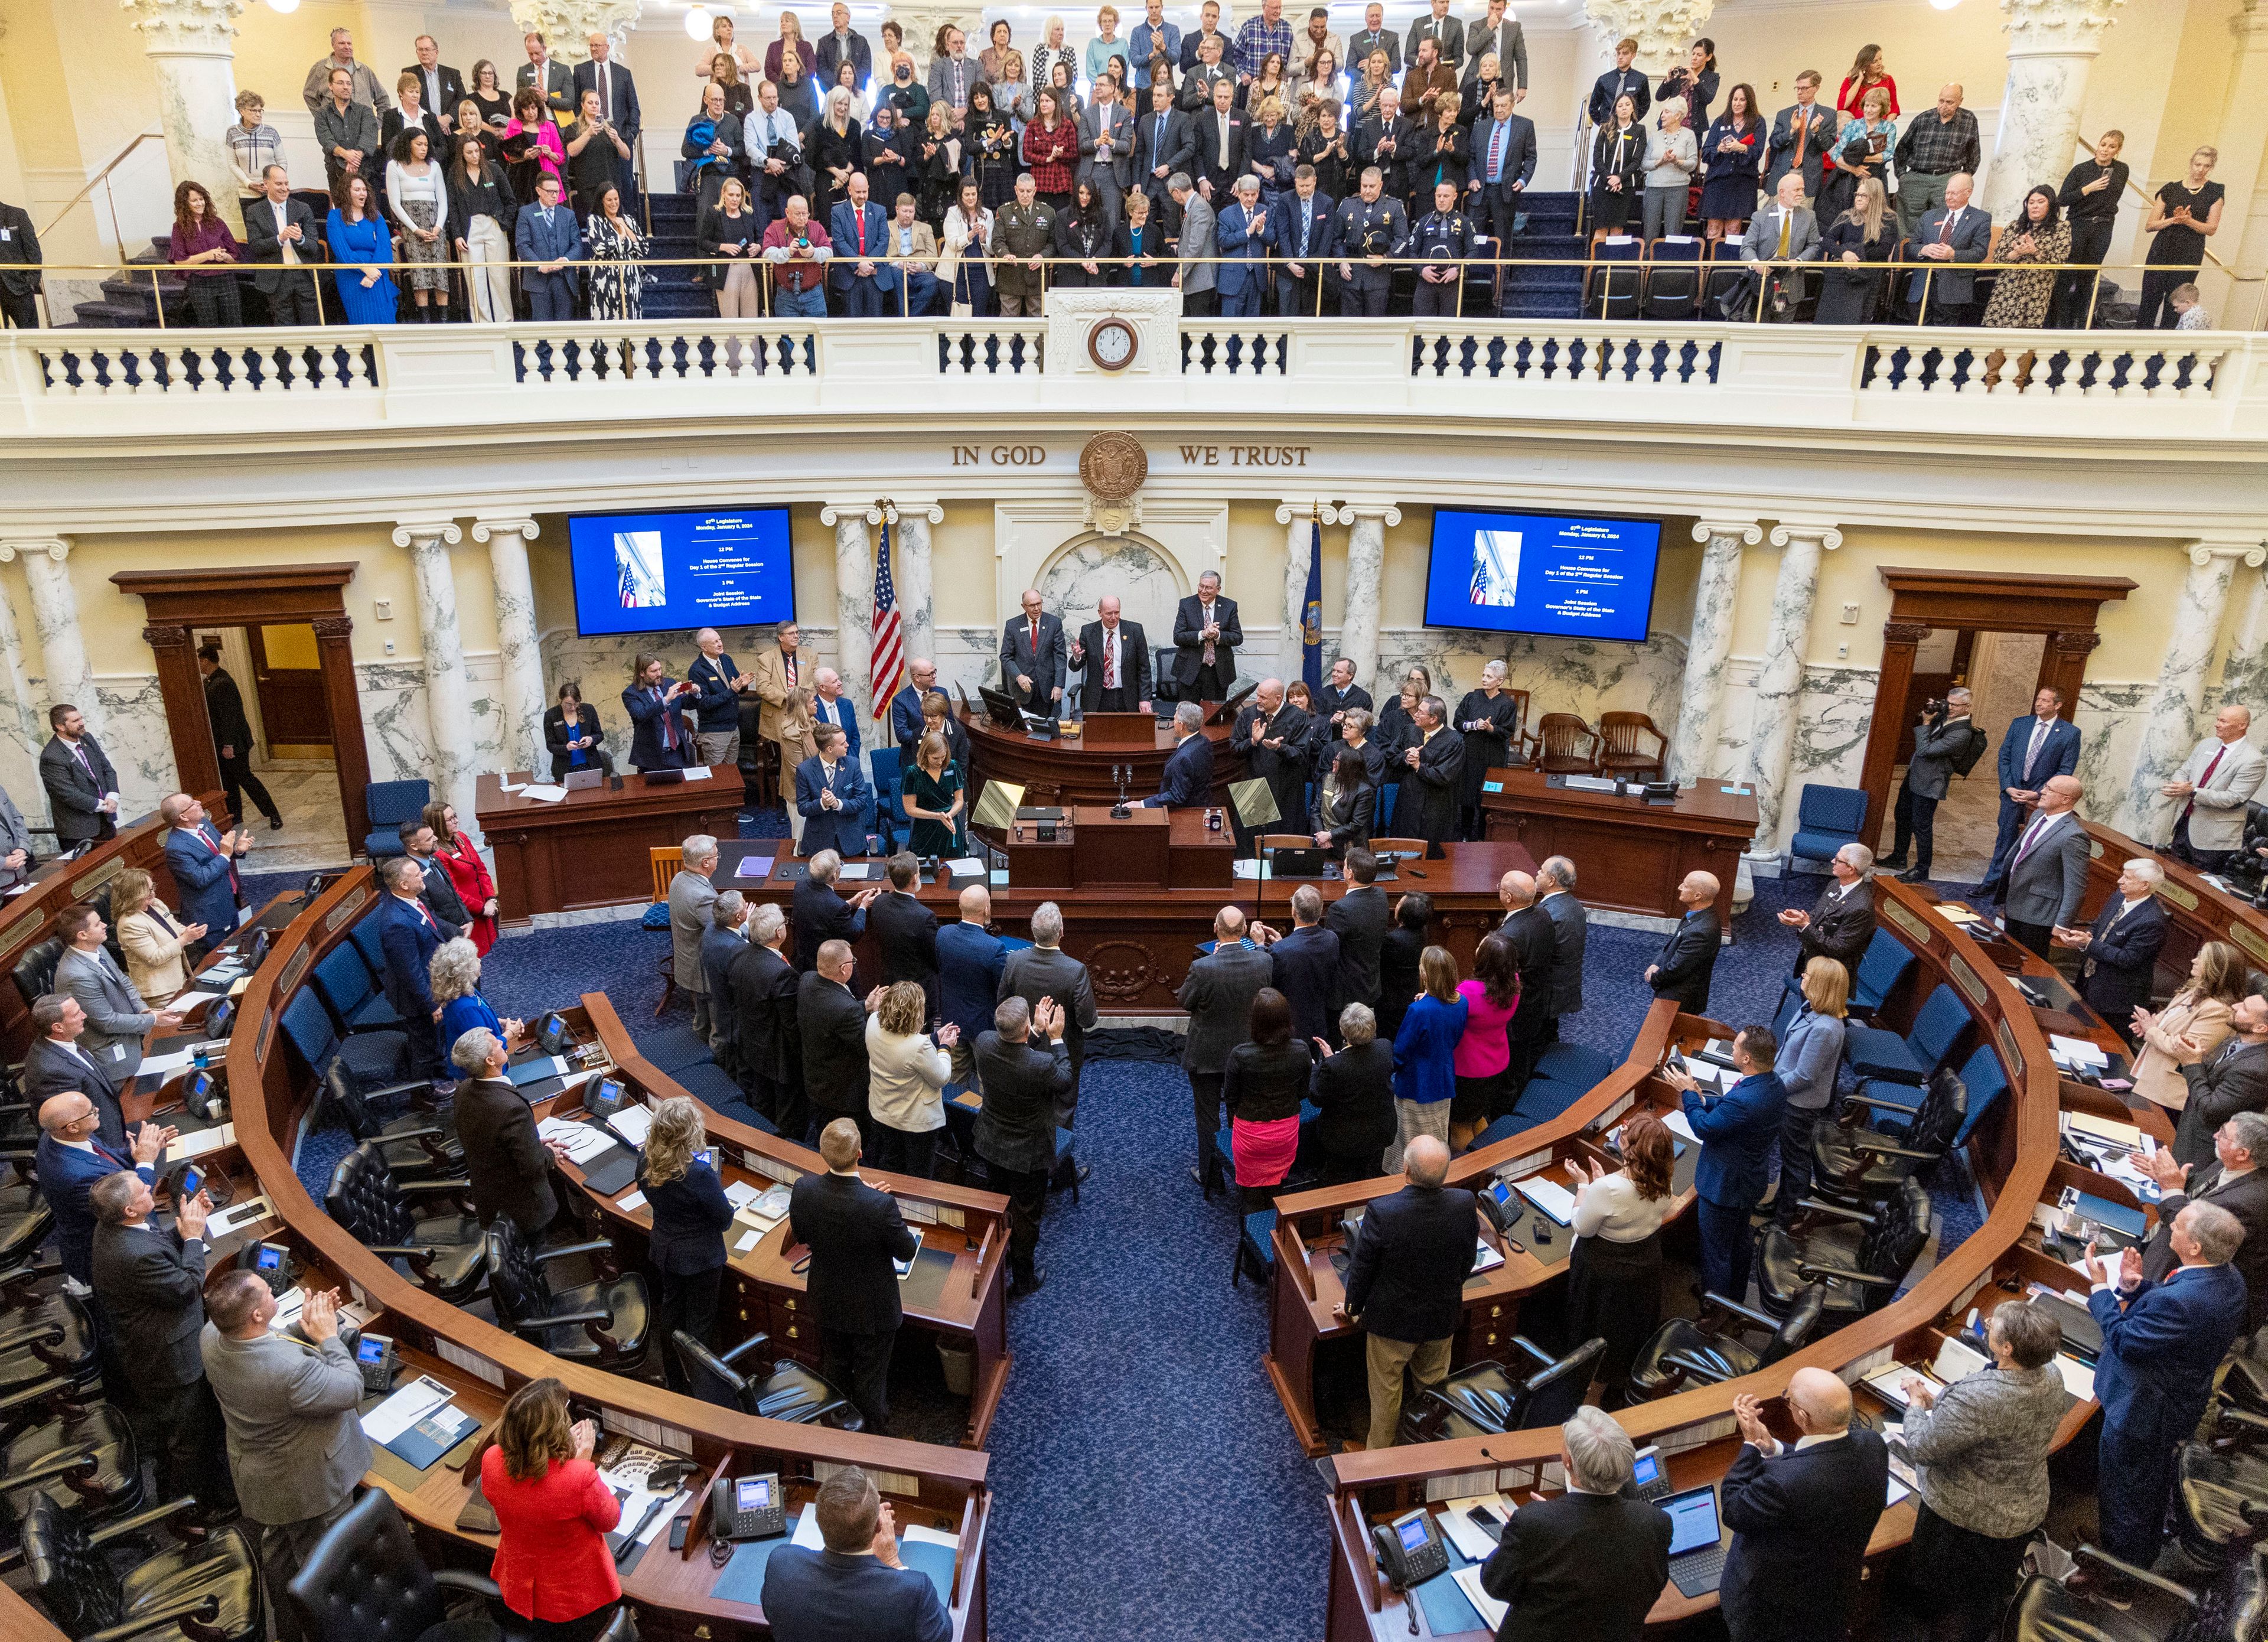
[958,706,1244,809]
[1309,879,2101,1637]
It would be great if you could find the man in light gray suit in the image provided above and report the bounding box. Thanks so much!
[1169,172,1219,315]
[1000,902,1099,1125]
[672,835,722,1042]
[0,782,32,890]
[1179,904,1276,1193]
[1724,170,1818,321]
[57,903,181,1084]
[2159,703,2267,874]
[1999,774,2090,958]
[202,1270,370,1642]
[1078,75,1136,228]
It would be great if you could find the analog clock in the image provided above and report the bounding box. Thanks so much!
[1087,317,1139,372]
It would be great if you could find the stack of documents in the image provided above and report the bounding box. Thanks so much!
[2049,1035,2111,1076]
[536,1117,615,1165]
[605,1105,654,1149]
[1516,1177,1577,1226]
[733,856,775,879]
[362,1376,478,1470]
[172,1123,237,1159]
[1438,1494,1513,1561]
[517,783,568,803]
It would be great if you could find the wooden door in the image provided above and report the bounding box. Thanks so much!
[249,623,334,752]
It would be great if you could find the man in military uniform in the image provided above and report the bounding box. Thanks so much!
[1408,181,1476,315]
[990,172,1056,318]
[1334,166,1407,317]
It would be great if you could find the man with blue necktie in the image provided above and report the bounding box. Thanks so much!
[1215,176,1270,317]
[160,792,247,958]
[687,627,755,771]
[1269,164,1336,317]
[377,855,451,1090]
[828,172,899,317]
[1145,703,1217,809]
[797,724,874,860]
[514,173,583,320]
[1983,685,2081,884]
[808,669,872,840]
[623,652,698,771]
[37,1091,171,1286]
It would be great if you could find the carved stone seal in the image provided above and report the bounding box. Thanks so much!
[1078,432,1148,504]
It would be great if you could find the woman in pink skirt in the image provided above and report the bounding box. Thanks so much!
[1224,988,1319,1210]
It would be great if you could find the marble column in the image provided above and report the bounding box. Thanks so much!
[1981,0,2127,223]
[0,537,100,740]
[1742,522,1842,860]
[393,520,479,832]
[2218,565,2268,716]
[2212,1,2268,287]
[0,561,44,757]
[471,517,549,779]
[1276,503,1340,683]
[1671,520,1761,786]
[1339,503,1399,698]
[892,501,943,674]
[122,0,249,234]
[508,0,645,64]
[820,503,879,714]
[2123,538,2267,840]
[1581,0,1718,79]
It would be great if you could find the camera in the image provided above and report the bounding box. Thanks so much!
[1922,698,1947,720]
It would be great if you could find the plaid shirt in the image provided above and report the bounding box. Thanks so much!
[1234,14,1294,80]
[224,122,286,193]
[1896,107,1979,176]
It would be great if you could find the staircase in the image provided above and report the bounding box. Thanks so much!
[642,191,713,320]
[70,235,185,328]
[1497,189,1585,321]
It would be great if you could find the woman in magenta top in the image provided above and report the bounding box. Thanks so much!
[168,181,242,327]
[1450,933,1520,1151]
[480,1377,623,1641]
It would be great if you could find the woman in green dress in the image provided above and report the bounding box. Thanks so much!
[902,731,966,856]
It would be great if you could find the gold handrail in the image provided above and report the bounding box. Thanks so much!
[38,128,167,241]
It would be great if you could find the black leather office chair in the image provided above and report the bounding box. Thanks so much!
[2169,1408,2268,1573]
[0,1291,97,1403]
[669,1330,863,1429]
[1999,1542,2268,1642]
[1399,1336,1606,1445]
[320,1063,464,1179]
[288,1487,542,1642]
[0,1169,54,1272]
[483,1220,650,1373]
[324,1142,486,1304]
[1808,1066,1967,1205]
[0,1393,143,1530]
[1755,1177,1932,1323]
[17,1491,262,1641]
[1626,1285,1829,1402]
[11,937,63,1013]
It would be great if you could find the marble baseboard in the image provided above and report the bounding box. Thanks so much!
[516,903,651,932]
[1588,906,1694,936]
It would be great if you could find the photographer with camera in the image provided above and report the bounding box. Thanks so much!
[1881,685,1974,884]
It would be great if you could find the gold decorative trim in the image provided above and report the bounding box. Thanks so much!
[0,916,44,961]
[2227,921,2268,968]
[280,948,312,995]
[1995,1017,2026,1083]
[325,883,372,931]
[1878,898,1933,945]
[2156,880,2199,913]
[69,858,125,901]
[1948,953,1989,1010]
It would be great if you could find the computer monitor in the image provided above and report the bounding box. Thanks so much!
[1662,1485,1721,1556]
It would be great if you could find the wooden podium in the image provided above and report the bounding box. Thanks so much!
[1074,711,1162,749]
[992,804,1233,891]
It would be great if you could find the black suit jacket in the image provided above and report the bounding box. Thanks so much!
[1496,905,1557,1034]
[1541,891,1586,1017]
[729,941,801,1087]
[0,201,42,299]
[1148,733,1216,808]
[1406,728,1463,846]
[1317,682,1374,728]
[1378,924,1428,1041]
[203,667,255,758]
[1720,1430,1890,1642]
[90,1220,207,1388]
[2176,1040,2268,1167]
[1310,1039,1396,1161]
[2146,1161,2268,1326]
[1649,910,1720,1014]
[401,63,467,125]
[1072,620,1153,711]
[21,1036,128,1151]
[972,1031,1070,1174]
[1311,777,1375,853]
[2078,895,2169,1025]
[40,735,118,843]
[1269,924,1341,1045]
[1344,1181,1480,1344]
[788,1169,917,1335]
[1324,884,1390,1008]
[1169,594,1243,688]
[570,58,641,144]
[1132,107,1198,194]
[417,855,471,935]
[791,877,865,972]
[1797,881,1876,978]
[454,1076,558,1236]
[240,196,322,295]
[869,891,940,991]
[797,973,870,1118]
[543,702,607,779]
[1479,1488,1673,1642]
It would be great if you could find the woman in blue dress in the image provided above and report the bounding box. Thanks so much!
[325,175,398,323]
[432,936,522,1064]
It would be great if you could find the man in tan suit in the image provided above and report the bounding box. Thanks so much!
[752,620,816,842]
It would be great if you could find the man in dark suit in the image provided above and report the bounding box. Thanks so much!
[1233,679,1315,836]
[1070,597,1152,715]
[796,725,873,861]
[1536,856,1586,1039]
[1354,87,1416,205]
[90,1168,232,1517]
[161,792,247,956]
[447,1027,559,1238]
[799,940,872,1145]
[792,851,880,973]
[1646,871,1722,1014]
[2057,858,2170,1041]
[2171,993,2268,1167]
[400,821,470,937]
[1405,0,1464,70]
[1764,73,1834,201]
[828,175,900,316]
[1666,1023,1784,1301]
[1995,775,2090,957]
[623,653,699,771]
[241,166,322,326]
[937,884,1006,1089]
[571,32,641,150]
[1905,172,1990,323]
[1467,87,1536,288]
[1720,1368,1890,1642]
[1494,869,1557,1087]
[2085,1202,2250,1569]
[732,904,806,1132]
[999,905,1097,1127]
[1985,685,2083,883]
[699,892,754,1084]
[790,1119,920,1430]
[1586,38,1649,124]
[403,36,465,133]
[1315,657,1372,735]
[1171,571,1242,702]
[869,855,940,1004]
[1189,70,1246,198]
[974,995,1073,1297]
[889,660,937,767]
[760,1465,952,1642]
[999,588,1067,716]
[1262,884,1341,1045]
[514,174,584,322]
[1144,702,1217,808]
[2135,1110,2268,1328]
[1134,80,1197,219]
[1400,695,1463,856]
[686,628,754,770]
[35,1092,168,1285]
[1341,1135,1478,1451]
[0,194,43,329]
[1179,906,1277,1191]
[21,995,132,1151]
[1778,844,1876,981]
[1325,846,1390,1009]
[40,703,120,845]
[1881,686,1975,883]
[1479,1406,1673,1642]
[376,856,449,1087]
[195,644,282,829]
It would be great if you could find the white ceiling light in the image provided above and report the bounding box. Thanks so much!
[687,5,714,39]
[1929,0,1960,11]
[266,0,301,13]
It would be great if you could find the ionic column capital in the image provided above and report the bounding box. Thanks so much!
[1582,0,1716,76]
[1768,522,1845,551]
[1340,501,1402,527]
[0,537,70,564]
[1275,501,1344,526]
[2002,0,2124,53]
[392,520,463,549]
[1691,520,1764,546]
[820,502,887,528]
[510,0,644,63]
[120,0,246,55]
[2186,537,2268,568]
[885,500,946,525]
[470,517,540,544]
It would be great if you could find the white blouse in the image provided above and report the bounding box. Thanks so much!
[1571,1171,1669,1243]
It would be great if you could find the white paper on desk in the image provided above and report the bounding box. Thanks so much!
[606,1106,654,1149]
[946,857,986,878]
[1452,1567,1510,1632]
[496,774,524,794]
[680,766,713,782]
[172,1123,236,1160]
[1470,1240,1506,1276]
[1231,857,1264,880]
[170,990,222,1014]
[791,1506,826,1550]
[1664,1109,1699,1145]
[361,1376,454,1444]
[2050,1034,2110,1070]
[2064,1110,2144,1149]
[2055,1354,2097,1400]
[615,1190,647,1214]
[1438,1494,1511,1562]
[724,1180,761,1208]
[4,885,28,897]
[536,1118,613,1164]
[633,1489,689,1545]
[207,1196,270,1237]
[137,1048,199,1079]
[1931,1335,1991,1383]
[517,784,569,803]
[902,1523,960,1552]
[734,1230,761,1253]
[1517,1177,1577,1226]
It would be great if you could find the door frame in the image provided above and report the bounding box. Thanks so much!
[111,563,373,852]
[1856,567,2136,848]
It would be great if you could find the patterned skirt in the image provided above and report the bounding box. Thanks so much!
[398,196,449,292]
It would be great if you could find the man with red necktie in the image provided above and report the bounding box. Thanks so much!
[2161,703,2266,874]
[622,651,699,773]
[377,855,453,1091]
[1070,595,1153,716]
[827,172,899,317]
[35,1090,172,1285]
[999,588,1067,716]
[161,792,248,959]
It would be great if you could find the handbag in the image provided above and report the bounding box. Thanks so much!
[1883,154,1900,197]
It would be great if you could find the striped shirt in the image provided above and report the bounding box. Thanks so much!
[225,122,286,194]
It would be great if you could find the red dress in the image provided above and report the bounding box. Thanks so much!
[480,1447,622,1623]
[436,831,498,954]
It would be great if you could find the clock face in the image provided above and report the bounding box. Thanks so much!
[1089,318,1138,370]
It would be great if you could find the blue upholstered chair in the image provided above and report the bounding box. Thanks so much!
[363,780,432,862]
[1788,784,1869,874]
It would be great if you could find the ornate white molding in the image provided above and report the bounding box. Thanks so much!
[0,538,70,563]
[888,501,947,524]
[510,0,643,62]
[2187,538,2268,568]
[470,516,539,543]
[1581,0,1715,76]
[120,0,246,55]
[391,520,463,549]
[1340,501,1403,526]
[2001,0,2124,53]
[1692,520,1764,545]
[1275,502,1345,525]
[1769,522,1845,550]
[819,501,888,527]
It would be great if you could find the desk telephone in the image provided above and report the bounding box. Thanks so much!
[237,1241,297,1295]
[1372,1507,1450,1591]
[585,1076,630,1122]
[709,1472,787,1542]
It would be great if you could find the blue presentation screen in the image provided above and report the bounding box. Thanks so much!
[566,506,796,636]
[1424,509,1661,642]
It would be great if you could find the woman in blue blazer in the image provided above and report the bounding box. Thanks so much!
[432,937,519,1065]
[1389,945,1468,1171]
[640,1096,737,1387]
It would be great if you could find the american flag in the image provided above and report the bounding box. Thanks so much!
[870,519,904,725]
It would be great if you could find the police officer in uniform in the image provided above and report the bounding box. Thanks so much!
[1407,181,1475,315]
[1334,166,1408,315]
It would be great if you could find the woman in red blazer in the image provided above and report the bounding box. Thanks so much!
[481,1377,623,1640]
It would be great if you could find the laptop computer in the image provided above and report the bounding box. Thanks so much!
[562,767,604,791]
[1267,846,1330,879]
[1662,1484,1730,1597]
